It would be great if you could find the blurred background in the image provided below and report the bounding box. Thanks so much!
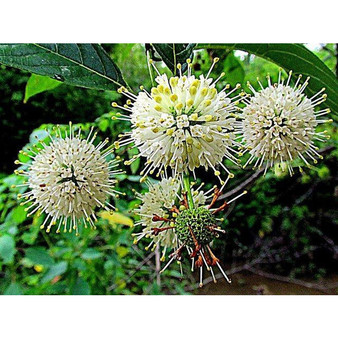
[0,43,337,295]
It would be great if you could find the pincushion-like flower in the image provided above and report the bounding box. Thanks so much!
[113,58,244,182]
[133,175,247,287]
[133,177,207,256]
[13,123,122,235]
[241,71,331,175]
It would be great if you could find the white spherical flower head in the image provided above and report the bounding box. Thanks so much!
[14,123,122,235]
[113,58,244,182]
[134,178,207,260]
[241,71,331,175]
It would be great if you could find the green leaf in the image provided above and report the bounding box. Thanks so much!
[41,262,68,284]
[0,44,126,91]
[223,52,245,86]
[70,277,91,295]
[8,205,26,225]
[130,157,140,175]
[81,248,103,260]
[21,214,42,245]
[25,247,55,267]
[24,74,62,103]
[98,118,109,132]
[151,44,196,75]
[4,282,23,295]
[116,246,129,258]
[197,43,338,116]
[0,234,16,264]
[29,129,49,144]
[128,147,140,174]
[317,166,330,179]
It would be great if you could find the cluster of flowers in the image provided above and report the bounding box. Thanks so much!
[13,57,331,286]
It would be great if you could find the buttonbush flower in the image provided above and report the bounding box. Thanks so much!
[133,175,247,287]
[112,58,244,183]
[13,123,122,235]
[133,177,207,252]
[241,71,331,175]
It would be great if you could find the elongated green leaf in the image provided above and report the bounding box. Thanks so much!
[70,277,91,295]
[81,248,103,260]
[0,44,126,91]
[24,74,62,103]
[151,44,196,74]
[25,247,55,267]
[41,262,68,284]
[0,234,16,264]
[4,282,23,295]
[197,43,338,115]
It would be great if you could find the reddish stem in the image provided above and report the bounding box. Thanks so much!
[152,215,170,222]
[151,226,175,236]
[212,201,228,215]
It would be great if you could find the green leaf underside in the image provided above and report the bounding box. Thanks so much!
[81,248,103,260]
[24,74,62,103]
[197,43,338,116]
[0,44,126,91]
[0,234,16,264]
[41,261,68,284]
[152,43,196,75]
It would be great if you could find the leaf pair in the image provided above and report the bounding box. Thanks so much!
[0,43,336,116]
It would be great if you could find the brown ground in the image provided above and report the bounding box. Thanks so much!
[193,271,338,295]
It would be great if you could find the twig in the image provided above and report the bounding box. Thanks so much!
[219,169,264,201]
[317,145,335,155]
[155,246,161,286]
[108,250,155,291]
[132,245,156,270]
[219,145,335,201]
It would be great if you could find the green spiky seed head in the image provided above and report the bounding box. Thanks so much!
[175,206,216,247]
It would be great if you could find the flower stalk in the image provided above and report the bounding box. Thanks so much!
[183,174,194,210]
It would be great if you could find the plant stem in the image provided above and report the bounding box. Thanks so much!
[183,174,194,209]
[146,50,155,87]
[155,246,161,287]
[42,231,53,248]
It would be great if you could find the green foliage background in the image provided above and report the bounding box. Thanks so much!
[0,43,337,295]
